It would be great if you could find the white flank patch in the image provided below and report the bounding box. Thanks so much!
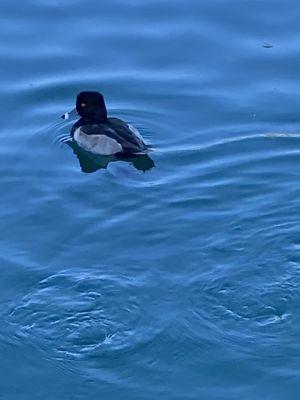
[74,128,122,155]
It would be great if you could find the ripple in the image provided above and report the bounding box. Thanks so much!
[8,269,164,361]
[163,130,300,155]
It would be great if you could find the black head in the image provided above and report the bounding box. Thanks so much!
[76,91,107,121]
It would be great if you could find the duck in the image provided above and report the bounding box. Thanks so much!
[62,91,149,156]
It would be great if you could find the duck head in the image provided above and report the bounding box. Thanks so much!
[62,91,107,122]
[76,91,108,121]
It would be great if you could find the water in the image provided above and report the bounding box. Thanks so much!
[1,0,300,398]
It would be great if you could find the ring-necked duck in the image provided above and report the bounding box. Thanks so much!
[62,91,149,156]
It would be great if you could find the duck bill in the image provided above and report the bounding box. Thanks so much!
[61,108,78,120]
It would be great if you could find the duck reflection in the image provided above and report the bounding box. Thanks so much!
[67,140,155,173]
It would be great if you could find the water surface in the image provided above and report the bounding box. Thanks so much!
[1,1,300,399]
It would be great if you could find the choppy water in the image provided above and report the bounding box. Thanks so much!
[1,0,300,398]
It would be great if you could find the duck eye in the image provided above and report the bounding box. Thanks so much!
[81,102,86,107]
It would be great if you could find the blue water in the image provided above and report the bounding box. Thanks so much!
[1,0,300,398]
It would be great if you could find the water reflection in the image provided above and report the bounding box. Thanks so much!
[67,140,155,173]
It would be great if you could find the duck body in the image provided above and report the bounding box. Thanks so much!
[68,91,148,156]
[71,117,148,156]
